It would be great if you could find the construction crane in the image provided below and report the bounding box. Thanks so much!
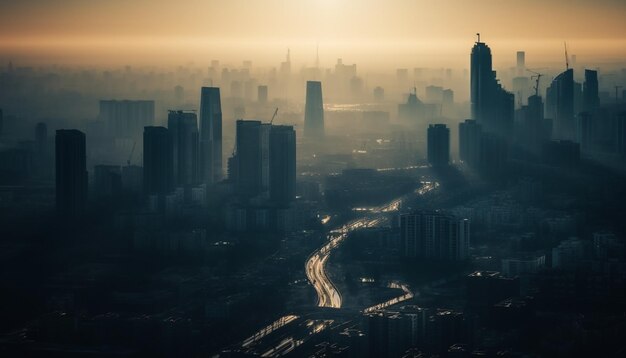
[564,42,569,70]
[269,107,279,124]
[526,69,543,97]
[127,141,136,166]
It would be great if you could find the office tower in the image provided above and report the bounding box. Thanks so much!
[304,81,325,139]
[0,108,3,136]
[583,69,599,113]
[235,120,263,198]
[470,38,515,138]
[257,85,268,103]
[269,125,296,206]
[400,211,470,261]
[199,87,223,183]
[546,69,574,140]
[94,165,122,198]
[516,51,525,76]
[55,129,87,217]
[459,119,482,165]
[427,124,450,167]
[99,100,155,138]
[518,94,550,153]
[168,110,199,187]
[143,126,172,195]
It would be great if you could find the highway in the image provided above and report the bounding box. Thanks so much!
[237,181,439,355]
[305,181,438,309]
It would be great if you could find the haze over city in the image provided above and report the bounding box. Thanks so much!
[1,1,626,357]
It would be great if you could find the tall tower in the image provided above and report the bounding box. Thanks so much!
[269,125,296,206]
[143,126,173,196]
[55,129,87,217]
[199,87,223,183]
[470,36,514,138]
[427,124,450,167]
[583,69,599,113]
[304,81,325,139]
[546,69,574,140]
[168,110,199,187]
[235,120,263,199]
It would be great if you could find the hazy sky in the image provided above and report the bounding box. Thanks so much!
[1,0,625,69]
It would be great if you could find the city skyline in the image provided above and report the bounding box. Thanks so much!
[1,1,625,67]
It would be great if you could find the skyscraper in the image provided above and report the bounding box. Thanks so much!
[516,51,525,76]
[583,69,599,113]
[304,81,325,139]
[199,87,222,183]
[470,38,514,138]
[427,124,450,167]
[143,126,172,196]
[235,120,263,198]
[459,119,482,166]
[55,129,87,217]
[546,69,574,140]
[400,211,470,261]
[168,110,199,187]
[269,125,296,205]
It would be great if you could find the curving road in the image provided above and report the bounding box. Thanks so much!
[305,181,438,309]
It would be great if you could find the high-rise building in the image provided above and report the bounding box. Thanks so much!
[516,51,525,76]
[168,110,199,187]
[459,119,482,166]
[99,100,155,138]
[55,129,87,217]
[517,94,550,154]
[199,87,222,183]
[0,108,3,136]
[400,211,470,261]
[235,120,263,198]
[470,38,514,138]
[269,125,296,205]
[143,126,172,196]
[546,68,574,140]
[257,85,268,103]
[583,69,599,113]
[427,124,450,167]
[304,81,325,139]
